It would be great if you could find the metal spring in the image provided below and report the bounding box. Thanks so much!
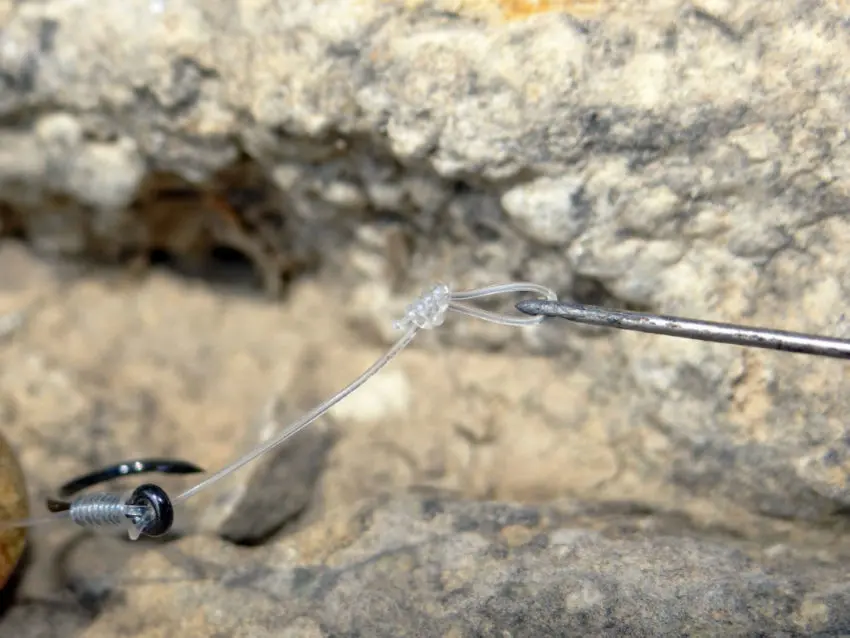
[68,493,126,529]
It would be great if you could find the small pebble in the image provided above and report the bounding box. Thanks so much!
[0,432,28,590]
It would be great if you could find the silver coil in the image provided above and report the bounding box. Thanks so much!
[68,493,126,529]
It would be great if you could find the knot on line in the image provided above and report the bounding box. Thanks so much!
[393,283,451,331]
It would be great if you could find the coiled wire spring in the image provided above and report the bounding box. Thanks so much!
[67,493,143,529]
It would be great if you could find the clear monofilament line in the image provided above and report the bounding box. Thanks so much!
[0,510,71,531]
[175,282,557,504]
[175,326,420,503]
[448,282,558,327]
[0,281,559,534]
[172,281,559,505]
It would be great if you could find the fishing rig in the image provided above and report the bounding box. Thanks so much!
[2,282,848,539]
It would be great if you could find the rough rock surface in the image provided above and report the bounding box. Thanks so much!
[1,0,849,523]
[0,225,849,635]
[1,0,850,634]
[6,495,850,637]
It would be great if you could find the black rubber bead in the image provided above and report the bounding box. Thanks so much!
[127,483,174,537]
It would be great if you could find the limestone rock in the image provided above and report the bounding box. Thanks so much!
[0,431,28,590]
[4,496,850,636]
[0,0,823,524]
[2,0,850,633]
[0,206,849,636]
[501,175,589,246]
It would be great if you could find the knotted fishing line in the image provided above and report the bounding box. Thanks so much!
[0,282,557,539]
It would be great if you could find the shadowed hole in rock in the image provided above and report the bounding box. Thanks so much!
[0,202,25,242]
[2,156,317,299]
[127,163,313,298]
[147,245,265,294]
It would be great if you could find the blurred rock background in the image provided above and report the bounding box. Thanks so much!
[1,0,850,635]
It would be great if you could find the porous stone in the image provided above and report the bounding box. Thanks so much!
[5,496,850,636]
[2,0,850,634]
[501,175,589,246]
[3,0,850,516]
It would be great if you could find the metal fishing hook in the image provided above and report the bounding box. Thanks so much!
[46,458,204,538]
[516,299,850,360]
